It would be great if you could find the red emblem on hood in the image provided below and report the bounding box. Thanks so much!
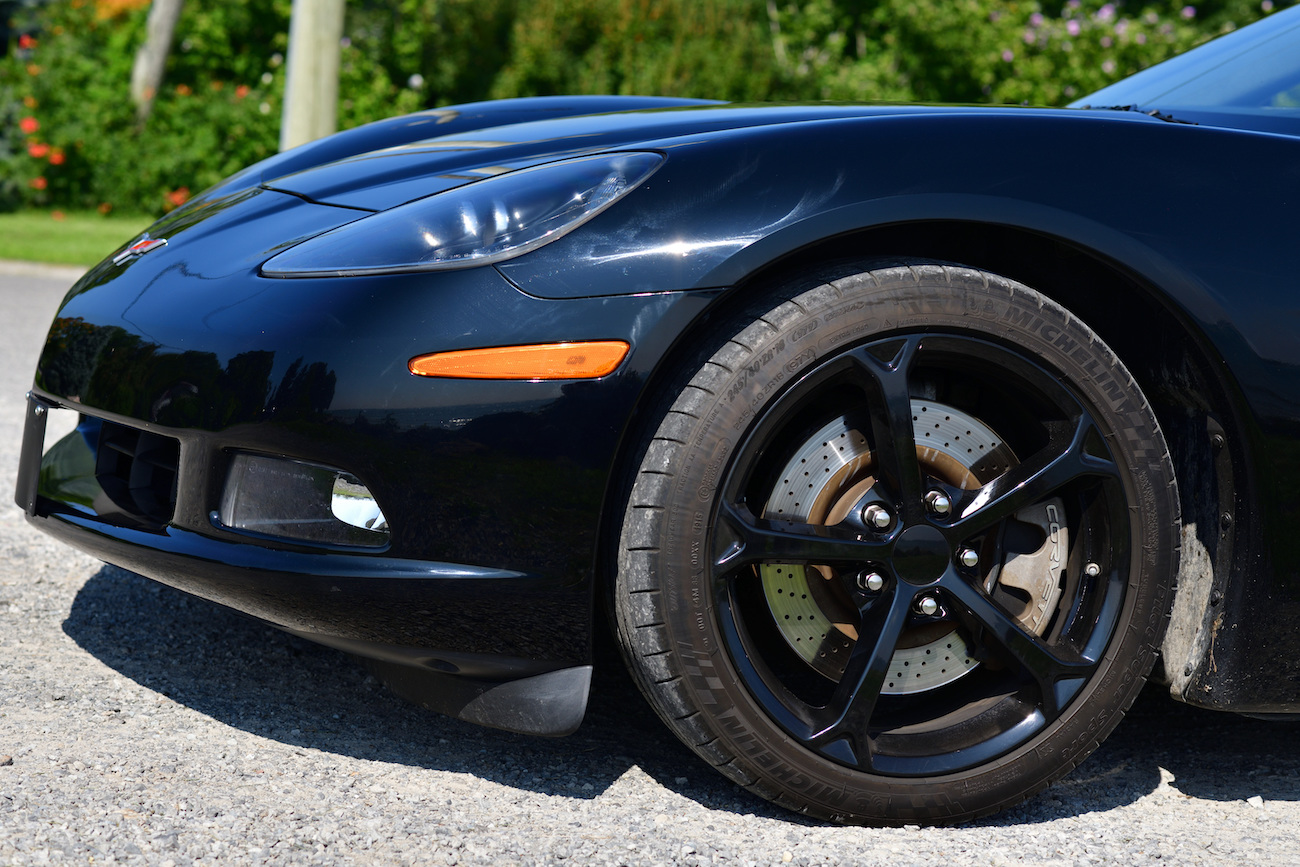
[113,236,168,266]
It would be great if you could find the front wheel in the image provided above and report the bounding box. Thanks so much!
[615,263,1178,824]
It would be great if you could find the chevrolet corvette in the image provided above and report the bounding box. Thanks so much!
[16,6,1300,824]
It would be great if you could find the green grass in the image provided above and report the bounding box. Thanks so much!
[0,210,155,267]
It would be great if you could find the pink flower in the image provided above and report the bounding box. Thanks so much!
[1181,6,1196,18]
[1030,12,1044,27]
[1067,19,1081,36]
[1096,4,1115,22]
[1002,49,1015,62]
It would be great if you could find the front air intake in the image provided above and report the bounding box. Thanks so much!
[94,421,179,526]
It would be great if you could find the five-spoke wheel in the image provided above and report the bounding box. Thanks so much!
[616,263,1178,824]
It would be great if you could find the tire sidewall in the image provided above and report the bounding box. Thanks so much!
[637,265,1175,823]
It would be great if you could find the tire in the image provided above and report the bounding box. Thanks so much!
[615,262,1179,825]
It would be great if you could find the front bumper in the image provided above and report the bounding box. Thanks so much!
[18,390,594,734]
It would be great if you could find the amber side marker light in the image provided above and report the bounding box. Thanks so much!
[409,341,631,380]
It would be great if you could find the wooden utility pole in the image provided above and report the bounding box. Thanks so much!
[280,0,346,151]
[130,0,185,122]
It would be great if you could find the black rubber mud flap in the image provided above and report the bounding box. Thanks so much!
[368,659,593,737]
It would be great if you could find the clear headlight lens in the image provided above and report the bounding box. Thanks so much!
[261,151,664,278]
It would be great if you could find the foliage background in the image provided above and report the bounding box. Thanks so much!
[0,0,1292,215]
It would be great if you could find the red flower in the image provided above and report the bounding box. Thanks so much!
[98,202,113,215]
[18,34,35,49]
[51,211,65,221]
[235,84,250,99]
[20,116,39,135]
[175,83,192,96]
[29,177,47,190]
[167,187,191,208]
[49,149,65,166]
[28,142,50,159]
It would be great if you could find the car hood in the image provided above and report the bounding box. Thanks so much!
[261,103,1051,212]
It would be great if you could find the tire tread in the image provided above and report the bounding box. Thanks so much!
[613,260,1180,825]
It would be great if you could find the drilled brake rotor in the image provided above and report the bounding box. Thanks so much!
[759,399,1065,694]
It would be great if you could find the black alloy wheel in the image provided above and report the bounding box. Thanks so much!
[615,263,1179,824]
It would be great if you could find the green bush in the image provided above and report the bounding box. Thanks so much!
[341,0,519,123]
[2,0,287,214]
[0,0,1292,216]
[765,0,1288,105]
[489,0,778,100]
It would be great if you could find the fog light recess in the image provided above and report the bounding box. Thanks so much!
[218,453,389,548]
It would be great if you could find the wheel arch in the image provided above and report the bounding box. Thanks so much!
[597,215,1253,704]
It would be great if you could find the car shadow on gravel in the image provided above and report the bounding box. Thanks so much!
[974,684,1300,827]
[63,565,788,819]
[63,565,1300,827]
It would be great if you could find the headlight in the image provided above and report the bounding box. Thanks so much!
[261,151,664,277]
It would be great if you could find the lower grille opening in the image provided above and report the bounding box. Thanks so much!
[94,421,180,526]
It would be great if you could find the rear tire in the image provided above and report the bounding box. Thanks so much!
[615,263,1178,824]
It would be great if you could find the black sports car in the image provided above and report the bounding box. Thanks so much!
[16,7,1300,825]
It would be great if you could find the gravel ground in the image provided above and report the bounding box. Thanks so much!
[3,266,1300,865]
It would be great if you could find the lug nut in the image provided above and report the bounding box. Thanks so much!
[924,490,952,516]
[862,504,893,530]
[959,547,980,568]
[917,596,940,616]
[857,571,886,593]
[1084,562,1101,578]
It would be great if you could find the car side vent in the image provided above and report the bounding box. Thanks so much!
[94,421,180,526]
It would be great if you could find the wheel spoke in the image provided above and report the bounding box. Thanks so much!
[848,337,925,518]
[940,570,1097,716]
[805,584,915,767]
[713,500,890,571]
[953,413,1118,537]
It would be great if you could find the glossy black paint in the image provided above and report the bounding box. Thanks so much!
[198,95,720,210]
[17,36,1300,729]
[22,177,721,727]
[1073,7,1300,136]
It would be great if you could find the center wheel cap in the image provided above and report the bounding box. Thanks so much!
[892,525,950,584]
